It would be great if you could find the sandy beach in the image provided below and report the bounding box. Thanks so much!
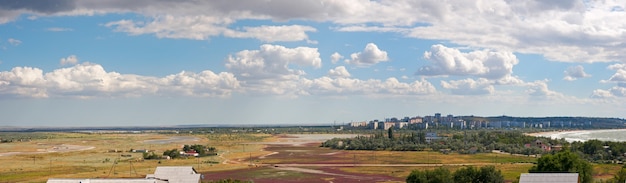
[526,129,626,142]
[525,130,586,137]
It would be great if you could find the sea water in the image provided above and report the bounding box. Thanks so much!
[541,129,626,142]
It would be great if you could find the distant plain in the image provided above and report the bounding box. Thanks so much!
[0,131,621,182]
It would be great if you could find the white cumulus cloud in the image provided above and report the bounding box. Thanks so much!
[306,77,436,96]
[526,80,562,97]
[563,65,591,81]
[441,78,494,95]
[157,70,239,97]
[345,43,389,67]
[0,63,240,98]
[591,89,614,98]
[604,64,626,83]
[328,66,350,78]
[610,86,626,97]
[417,44,519,80]
[223,44,437,97]
[330,52,343,64]
[595,64,626,98]
[592,86,626,98]
[225,44,322,96]
[60,55,78,65]
[225,44,321,78]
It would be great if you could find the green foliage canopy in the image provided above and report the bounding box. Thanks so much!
[407,166,503,183]
[529,151,592,183]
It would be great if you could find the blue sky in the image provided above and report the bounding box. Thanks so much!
[1,0,626,127]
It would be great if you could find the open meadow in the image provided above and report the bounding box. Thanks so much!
[0,131,622,182]
[0,131,271,182]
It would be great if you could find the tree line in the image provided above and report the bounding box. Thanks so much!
[406,165,504,183]
[570,139,626,163]
[143,144,217,160]
[323,129,626,164]
[321,130,562,155]
[407,151,594,183]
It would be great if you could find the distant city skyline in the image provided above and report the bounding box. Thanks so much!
[1,1,626,127]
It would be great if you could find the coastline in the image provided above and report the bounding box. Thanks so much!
[525,128,626,142]
[525,129,587,137]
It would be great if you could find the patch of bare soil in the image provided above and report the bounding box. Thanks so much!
[200,134,402,182]
[201,166,403,183]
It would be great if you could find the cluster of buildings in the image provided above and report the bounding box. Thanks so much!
[347,113,472,130]
[525,140,564,152]
[347,113,591,130]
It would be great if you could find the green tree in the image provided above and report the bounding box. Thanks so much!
[477,166,504,183]
[452,166,503,183]
[581,140,603,155]
[388,128,394,140]
[418,132,426,144]
[529,151,592,183]
[163,148,180,159]
[406,167,453,183]
[453,166,478,183]
[143,152,160,160]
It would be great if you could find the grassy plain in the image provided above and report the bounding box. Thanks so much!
[1,132,623,182]
[0,132,271,182]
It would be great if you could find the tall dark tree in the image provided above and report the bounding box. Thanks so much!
[418,132,426,144]
[388,128,394,140]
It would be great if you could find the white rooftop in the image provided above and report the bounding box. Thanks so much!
[48,179,158,183]
[519,173,579,183]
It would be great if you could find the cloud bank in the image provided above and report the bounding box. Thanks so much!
[0,43,438,98]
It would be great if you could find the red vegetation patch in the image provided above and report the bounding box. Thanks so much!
[201,135,404,182]
[201,166,403,183]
